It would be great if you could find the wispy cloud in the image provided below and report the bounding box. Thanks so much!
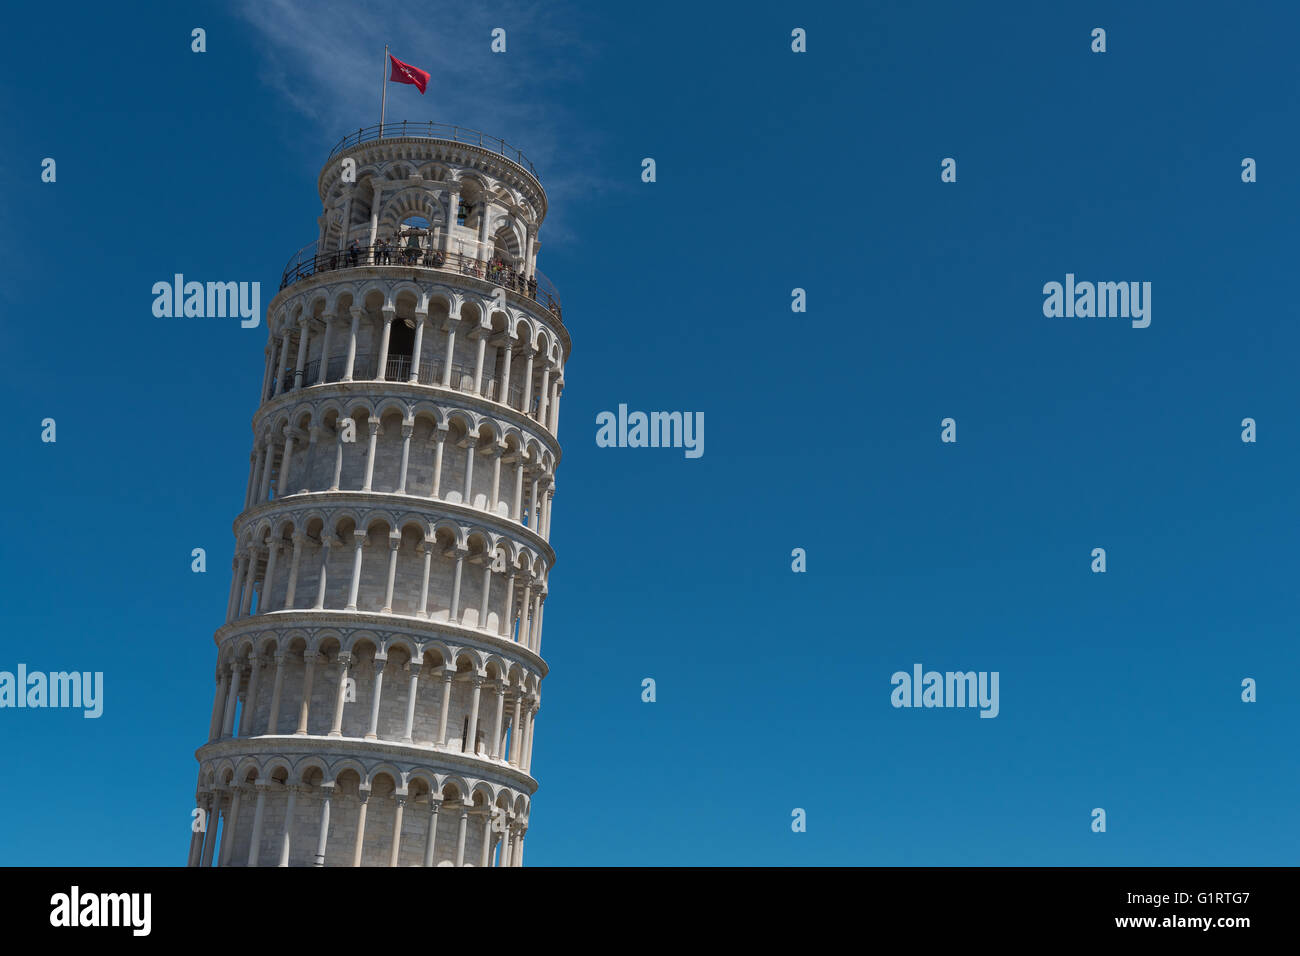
[236,0,605,242]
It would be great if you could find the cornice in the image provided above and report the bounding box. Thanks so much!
[249,379,563,463]
[195,733,538,793]
[232,489,557,566]
[212,608,550,678]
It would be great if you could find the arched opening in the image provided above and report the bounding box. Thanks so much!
[386,318,416,380]
[491,237,518,268]
[488,228,522,288]
[396,215,437,267]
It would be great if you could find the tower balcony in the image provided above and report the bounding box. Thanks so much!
[279,240,563,325]
[326,121,541,182]
[266,353,525,411]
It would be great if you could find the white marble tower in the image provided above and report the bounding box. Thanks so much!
[188,122,568,867]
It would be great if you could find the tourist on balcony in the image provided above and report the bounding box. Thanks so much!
[528,275,538,299]
[348,239,359,267]
[379,237,392,265]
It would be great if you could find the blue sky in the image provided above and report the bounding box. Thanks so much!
[2,0,1297,865]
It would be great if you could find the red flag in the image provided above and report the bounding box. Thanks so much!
[389,54,430,94]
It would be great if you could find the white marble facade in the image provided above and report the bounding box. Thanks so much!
[188,129,568,867]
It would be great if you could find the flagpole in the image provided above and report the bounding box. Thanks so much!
[379,44,389,137]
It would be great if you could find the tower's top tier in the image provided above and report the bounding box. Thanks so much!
[318,121,547,223]
[282,121,561,321]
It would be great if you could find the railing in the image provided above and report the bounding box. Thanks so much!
[278,242,563,323]
[413,361,510,401]
[267,353,373,399]
[326,121,539,180]
[267,353,526,410]
[326,355,349,381]
[384,354,411,382]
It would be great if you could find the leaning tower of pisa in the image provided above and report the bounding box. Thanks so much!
[186,122,567,867]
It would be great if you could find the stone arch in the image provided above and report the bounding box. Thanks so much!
[378,186,446,237]
[406,769,439,797]
[331,762,367,797]
[452,647,486,676]
[368,765,405,796]
[344,629,383,658]
[382,633,420,661]
[439,775,472,803]
[263,756,294,782]
[483,653,512,682]
[490,217,524,266]
[469,781,497,809]
[430,517,465,550]
[384,279,428,314]
[232,756,263,785]
[420,639,453,670]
